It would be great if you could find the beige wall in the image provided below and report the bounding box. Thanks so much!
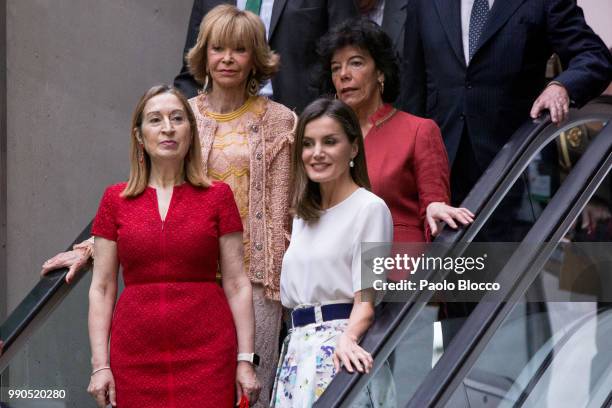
[6,0,191,312]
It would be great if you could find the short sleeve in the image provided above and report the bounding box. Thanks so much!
[215,182,244,236]
[351,199,393,293]
[91,186,119,241]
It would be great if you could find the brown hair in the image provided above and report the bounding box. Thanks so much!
[122,85,210,197]
[186,4,279,92]
[292,98,371,221]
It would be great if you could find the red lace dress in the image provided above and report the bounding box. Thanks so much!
[91,181,242,407]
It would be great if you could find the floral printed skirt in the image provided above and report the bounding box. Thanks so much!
[270,318,396,408]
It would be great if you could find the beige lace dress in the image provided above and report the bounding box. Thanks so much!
[190,94,296,408]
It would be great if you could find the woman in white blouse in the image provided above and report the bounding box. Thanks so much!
[271,98,396,407]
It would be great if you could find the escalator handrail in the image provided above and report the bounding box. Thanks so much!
[315,99,612,407]
[0,221,92,372]
[406,118,612,407]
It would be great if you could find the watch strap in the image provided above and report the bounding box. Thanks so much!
[237,352,260,366]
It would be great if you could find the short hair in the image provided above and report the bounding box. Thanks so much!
[122,85,210,197]
[186,4,279,90]
[292,98,371,221]
[316,17,400,103]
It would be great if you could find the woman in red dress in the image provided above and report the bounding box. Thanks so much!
[86,85,260,407]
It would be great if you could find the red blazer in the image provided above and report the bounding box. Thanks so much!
[365,104,450,243]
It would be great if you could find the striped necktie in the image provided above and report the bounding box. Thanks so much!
[469,0,490,61]
[245,0,262,14]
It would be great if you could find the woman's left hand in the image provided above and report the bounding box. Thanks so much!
[333,333,373,374]
[426,202,474,236]
[236,361,261,405]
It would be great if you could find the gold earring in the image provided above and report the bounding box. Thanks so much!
[378,79,385,95]
[248,70,259,96]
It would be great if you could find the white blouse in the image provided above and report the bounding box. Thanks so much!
[280,188,393,308]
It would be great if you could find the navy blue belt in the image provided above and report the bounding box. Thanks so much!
[291,303,353,328]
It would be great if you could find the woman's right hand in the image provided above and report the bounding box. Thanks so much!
[332,333,373,374]
[236,361,261,405]
[40,247,91,283]
[426,202,474,237]
[87,368,117,407]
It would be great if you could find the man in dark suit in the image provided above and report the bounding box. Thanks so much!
[401,0,612,348]
[380,0,407,60]
[358,0,408,59]
[174,0,358,112]
[402,0,612,206]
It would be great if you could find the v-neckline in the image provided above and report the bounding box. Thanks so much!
[147,184,184,224]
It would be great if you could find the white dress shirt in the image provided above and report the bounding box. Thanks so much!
[461,0,495,65]
[365,0,385,26]
[280,188,393,308]
[237,0,274,97]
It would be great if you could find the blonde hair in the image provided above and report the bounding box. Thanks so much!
[186,4,279,91]
[122,85,210,197]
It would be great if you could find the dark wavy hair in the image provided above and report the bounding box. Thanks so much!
[315,17,400,103]
[292,98,371,221]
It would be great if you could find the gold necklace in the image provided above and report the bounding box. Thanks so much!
[204,96,256,122]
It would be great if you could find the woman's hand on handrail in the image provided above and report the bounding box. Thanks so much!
[426,202,474,237]
[332,290,375,374]
[40,237,93,283]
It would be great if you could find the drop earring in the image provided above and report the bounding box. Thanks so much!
[378,79,385,95]
[138,142,144,164]
[349,159,355,168]
[248,69,259,96]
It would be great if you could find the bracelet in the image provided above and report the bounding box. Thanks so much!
[91,366,110,376]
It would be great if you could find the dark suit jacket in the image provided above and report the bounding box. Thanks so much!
[401,0,612,169]
[173,0,358,112]
[381,0,408,60]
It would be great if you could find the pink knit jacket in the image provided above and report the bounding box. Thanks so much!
[190,95,296,300]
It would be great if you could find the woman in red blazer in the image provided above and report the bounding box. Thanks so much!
[317,18,473,243]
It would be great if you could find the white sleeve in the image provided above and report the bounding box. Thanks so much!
[351,199,393,293]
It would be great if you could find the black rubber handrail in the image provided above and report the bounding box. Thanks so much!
[407,117,612,408]
[0,222,92,372]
